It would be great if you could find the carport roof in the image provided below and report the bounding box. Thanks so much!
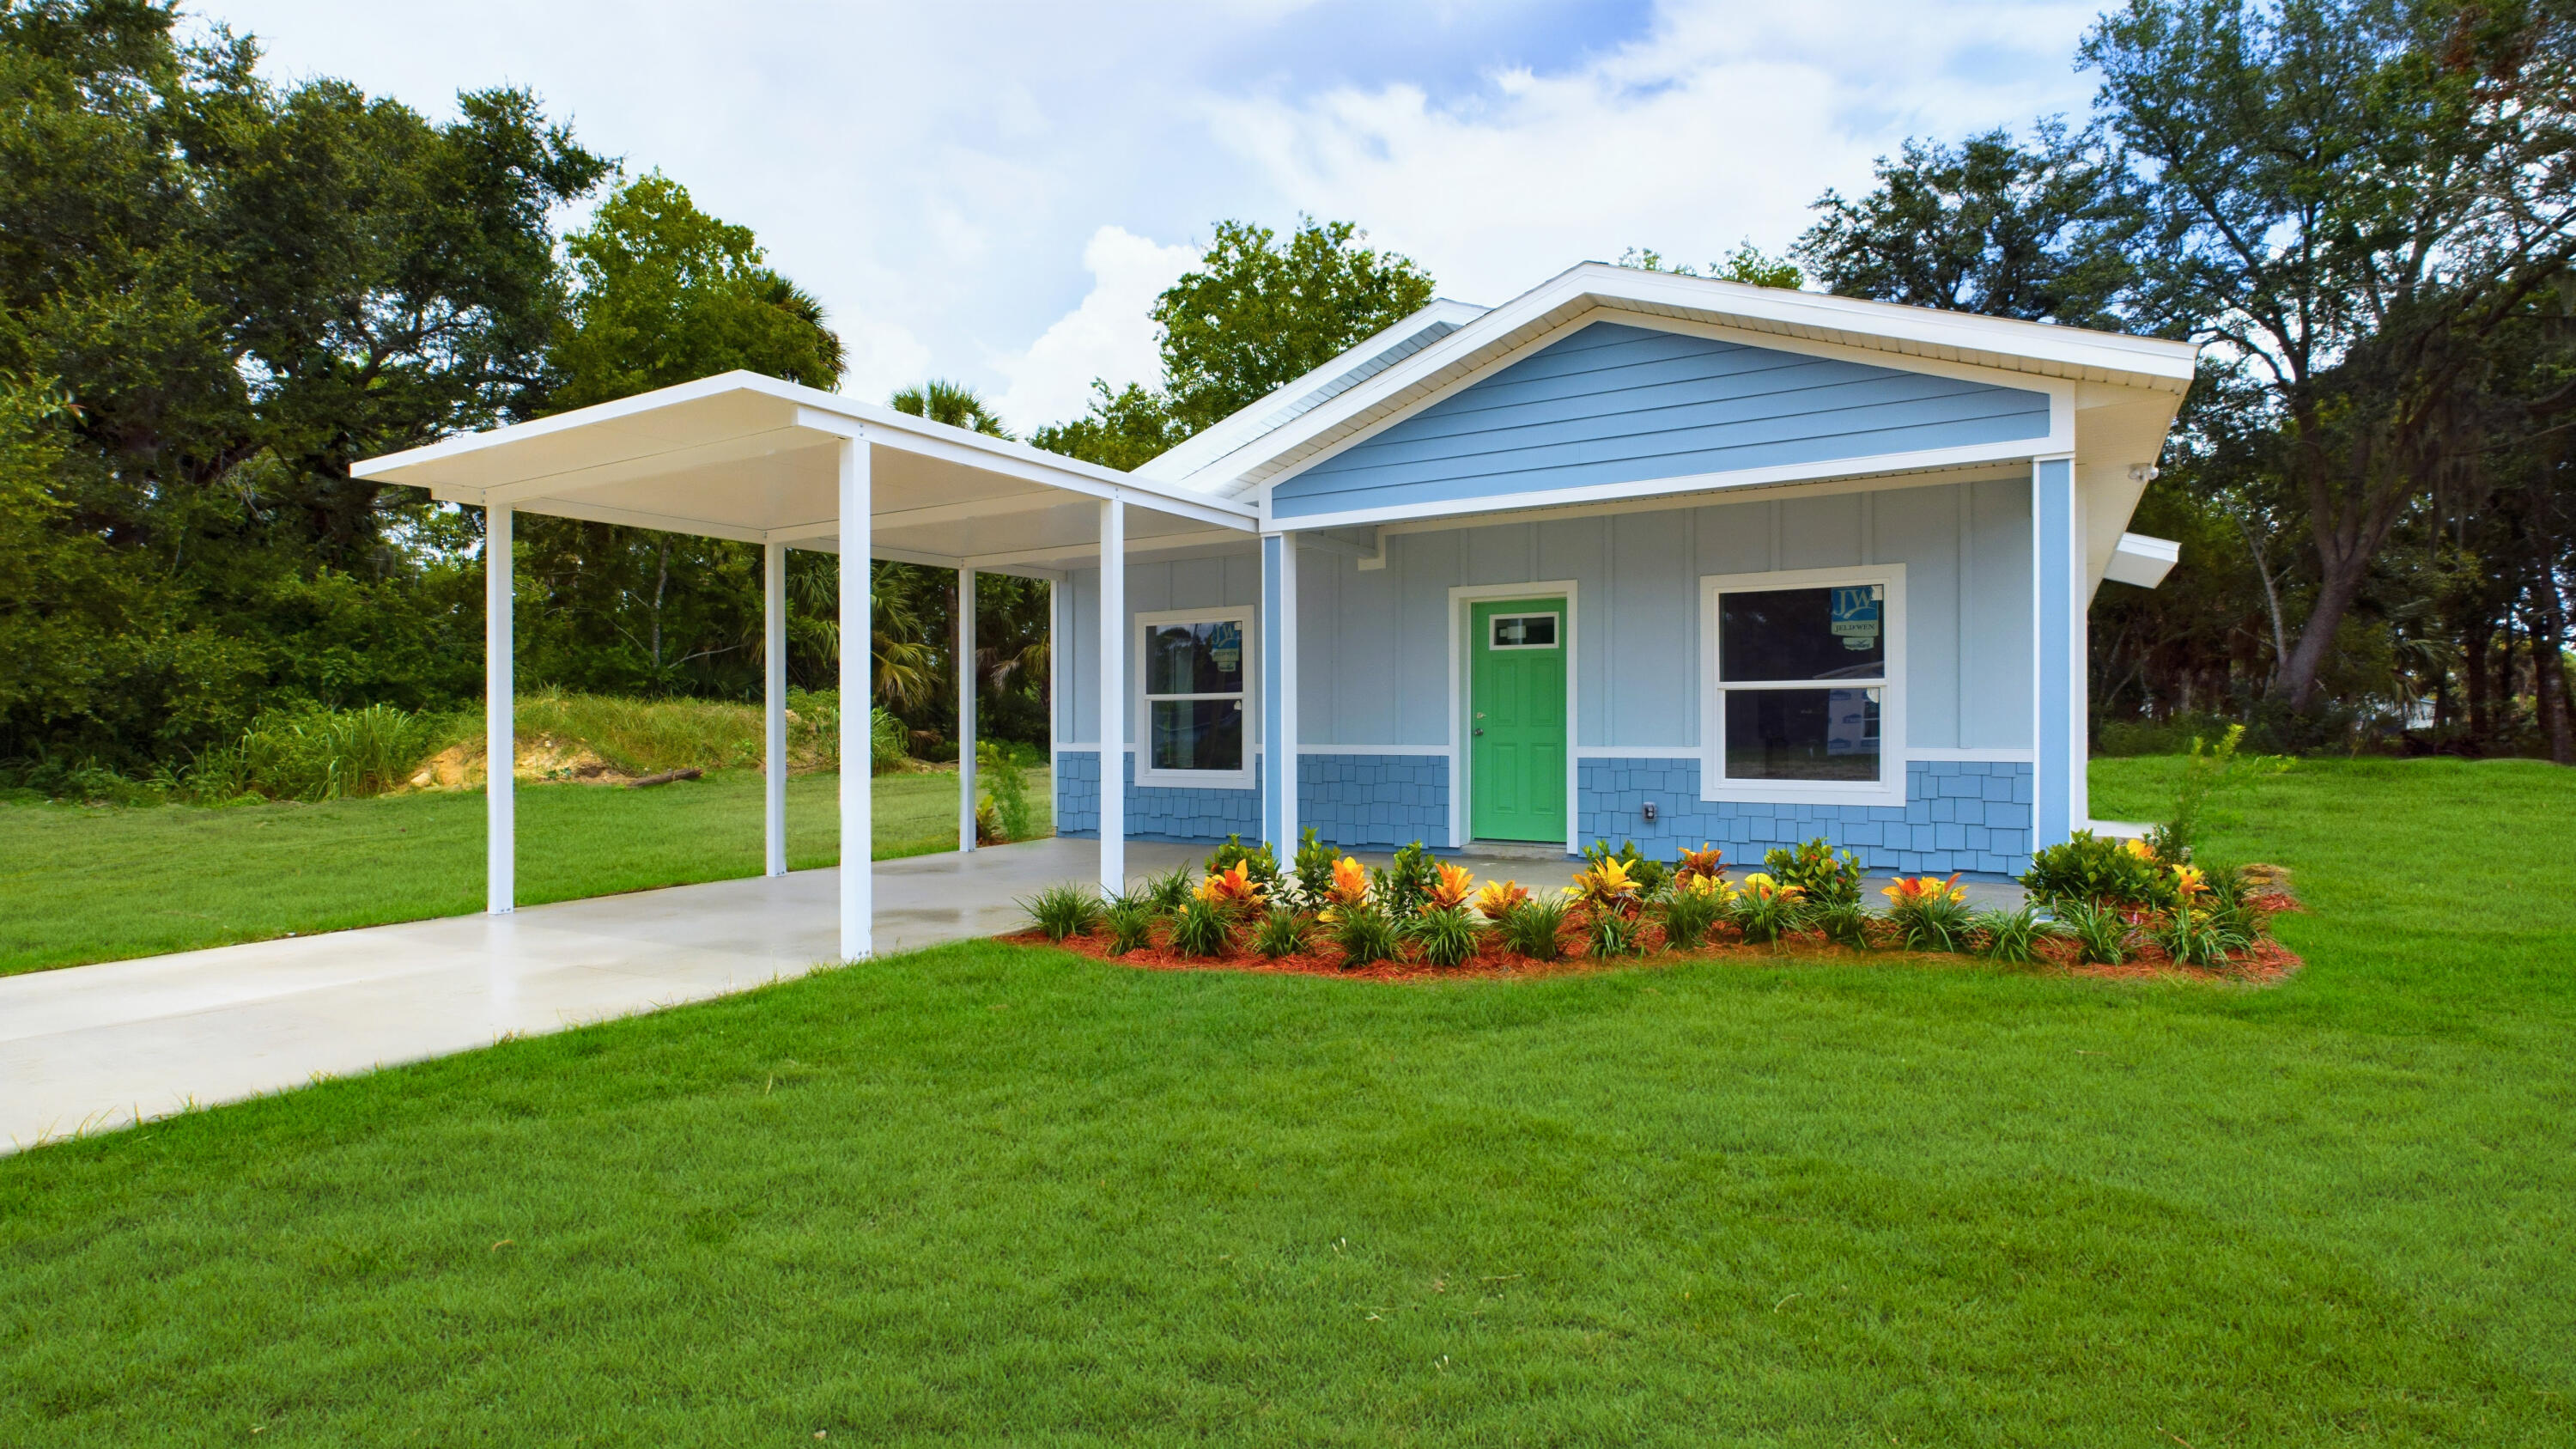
[350,371,1259,573]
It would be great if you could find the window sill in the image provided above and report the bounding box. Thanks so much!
[1134,769,1256,792]
[1698,773,1905,809]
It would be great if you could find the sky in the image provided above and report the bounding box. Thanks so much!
[200,0,2111,435]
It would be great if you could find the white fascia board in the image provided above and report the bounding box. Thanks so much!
[1187,263,2196,501]
[1138,298,1491,486]
[1259,438,2061,533]
[2103,531,2182,588]
[356,369,1257,533]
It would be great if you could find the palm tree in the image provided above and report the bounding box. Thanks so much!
[891,379,1012,438]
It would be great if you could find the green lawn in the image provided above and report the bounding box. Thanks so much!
[0,767,1047,977]
[3,758,2573,1445]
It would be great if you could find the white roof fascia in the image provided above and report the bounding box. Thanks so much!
[352,369,1258,533]
[1134,298,1490,488]
[1172,262,2199,502]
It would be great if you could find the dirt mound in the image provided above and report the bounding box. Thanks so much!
[405,734,635,791]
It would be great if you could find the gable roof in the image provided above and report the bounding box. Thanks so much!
[1145,262,2200,505]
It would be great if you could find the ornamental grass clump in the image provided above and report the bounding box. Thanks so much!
[1145,865,1196,913]
[1765,837,1862,908]
[1500,898,1569,961]
[1813,899,1874,950]
[1882,874,1971,952]
[1022,883,1102,942]
[1972,904,2061,964]
[1406,904,1481,969]
[2055,899,2134,965]
[2157,905,2250,968]
[1101,892,1157,955]
[1730,873,1807,944]
[1331,904,1400,968]
[1657,874,1732,950]
[1586,908,1648,958]
[1168,897,1233,958]
[1249,906,1311,960]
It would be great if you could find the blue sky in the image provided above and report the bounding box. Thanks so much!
[202,1,2106,433]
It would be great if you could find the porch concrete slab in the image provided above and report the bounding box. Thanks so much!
[2,837,2018,1155]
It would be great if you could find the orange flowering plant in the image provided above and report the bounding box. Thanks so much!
[1880,874,1966,908]
[1674,843,1728,887]
[1568,855,1642,916]
[1194,860,1267,913]
[1426,861,1476,910]
[1471,879,1531,920]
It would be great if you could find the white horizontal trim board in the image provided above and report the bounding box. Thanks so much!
[1265,438,2055,532]
[1297,744,1453,756]
[1908,747,2036,763]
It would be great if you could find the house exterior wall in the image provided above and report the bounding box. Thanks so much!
[1271,322,2052,522]
[1054,475,2042,874]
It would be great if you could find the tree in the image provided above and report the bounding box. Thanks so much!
[1616,241,1806,289]
[514,173,848,698]
[0,0,605,765]
[1795,122,2133,327]
[891,379,1011,436]
[2084,0,2576,711]
[1033,216,1435,467]
[549,174,845,409]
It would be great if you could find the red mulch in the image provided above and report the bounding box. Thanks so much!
[1007,880,2306,987]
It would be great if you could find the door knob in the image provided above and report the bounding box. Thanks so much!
[1473,728,1485,736]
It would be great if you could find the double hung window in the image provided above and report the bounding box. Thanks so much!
[1702,568,1902,801]
[1138,610,1252,785]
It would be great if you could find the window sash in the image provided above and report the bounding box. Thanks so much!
[1137,612,1251,779]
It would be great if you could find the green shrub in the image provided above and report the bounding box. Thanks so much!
[1657,886,1728,951]
[1378,842,1439,921]
[1813,900,1874,949]
[975,740,1033,842]
[1973,904,2060,964]
[1586,908,1647,959]
[1249,908,1312,959]
[2019,831,2166,906]
[1331,905,1400,968]
[1102,893,1157,955]
[2056,900,2133,965]
[191,704,442,802]
[1021,883,1101,942]
[1290,827,1336,910]
[1406,904,1481,968]
[1499,898,1568,961]
[1764,837,1862,907]
[1168,898,1233,958]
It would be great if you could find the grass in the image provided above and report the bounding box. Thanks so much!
[0,767,1048,977]
[1,758,2572,1444]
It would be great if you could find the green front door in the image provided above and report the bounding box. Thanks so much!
[1469,598,1568,843]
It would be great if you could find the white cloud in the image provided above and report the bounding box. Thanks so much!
[990,227,1199,435]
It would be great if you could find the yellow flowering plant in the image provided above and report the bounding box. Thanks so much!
[1471,879,1530,921]
[1194,860,1267,914]
[1425,861,1476,910]
[1674,843,1728,887]
[1568,855,1643,917]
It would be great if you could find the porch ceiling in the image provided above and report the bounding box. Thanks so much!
[350,372,1257,571]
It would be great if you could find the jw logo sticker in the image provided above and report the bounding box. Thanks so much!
[1831,585,1883,650]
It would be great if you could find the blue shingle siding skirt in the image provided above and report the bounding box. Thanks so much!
[1575,758,2034,877]
[1055,750,1453,850]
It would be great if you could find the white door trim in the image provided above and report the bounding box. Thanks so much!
[1449,580,1581,855]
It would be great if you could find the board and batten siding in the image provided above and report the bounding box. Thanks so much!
[1269,321,2052,521]
[1056,552,1264,746]
[1291,478,2036,754]
[1057,477,2033,759]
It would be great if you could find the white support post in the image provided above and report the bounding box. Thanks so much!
[1097,496,1127,896]
[838,436,873,959]
[764,540,787,877]
[957,566,978,853]
[486,504,514,915]
[2032,455,2081,849]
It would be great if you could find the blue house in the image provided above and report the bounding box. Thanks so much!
[357,261,2193,959]
[1048,263,2192,879]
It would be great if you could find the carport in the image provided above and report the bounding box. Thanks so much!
[352,371,1260,959]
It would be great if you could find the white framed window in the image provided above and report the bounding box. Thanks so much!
[1486,610,1561,650]
[1698,564,1905,806]
[1136,607,1255,788]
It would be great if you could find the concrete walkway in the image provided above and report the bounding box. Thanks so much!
[3,837,2014,1154]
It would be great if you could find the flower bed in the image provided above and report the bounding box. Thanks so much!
[1011,832,2304,985]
